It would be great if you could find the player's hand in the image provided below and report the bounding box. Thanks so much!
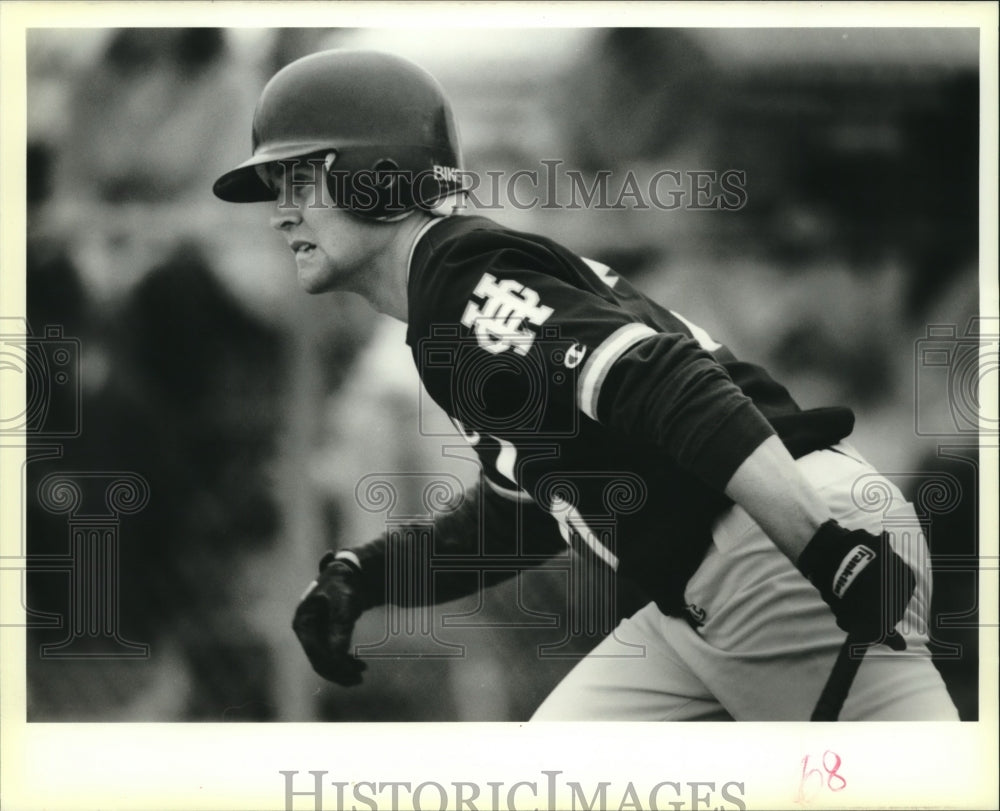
[292,552,369,685]
[797,520,915,650]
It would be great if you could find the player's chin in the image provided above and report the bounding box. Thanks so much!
[296,258,337,295]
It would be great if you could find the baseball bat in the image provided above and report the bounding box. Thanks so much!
[810,632,869,721]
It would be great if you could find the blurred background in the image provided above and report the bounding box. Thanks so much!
[22,27,982,721]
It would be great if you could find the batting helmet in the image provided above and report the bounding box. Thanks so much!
[212,49,466,219]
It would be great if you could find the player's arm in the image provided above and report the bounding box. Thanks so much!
[722,433,827,563]
[592,330,839,562]
[600,336,915,646]
[335,478,564,606]
[292,479,565,684]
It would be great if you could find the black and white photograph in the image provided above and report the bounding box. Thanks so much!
[1,2,997,810]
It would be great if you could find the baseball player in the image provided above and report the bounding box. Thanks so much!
[213,49,958,720]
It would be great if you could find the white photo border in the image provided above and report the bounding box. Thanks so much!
[1,2,997,810]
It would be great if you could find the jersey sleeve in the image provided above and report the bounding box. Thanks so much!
[343,480,567,607]
[411,229,776,491]
[593,334,775,490]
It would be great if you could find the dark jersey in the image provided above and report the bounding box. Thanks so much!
[348,215,854,616]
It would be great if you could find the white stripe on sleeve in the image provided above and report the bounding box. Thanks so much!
[577,323,658,422]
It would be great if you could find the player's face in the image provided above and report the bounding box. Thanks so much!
[265,158,390,295]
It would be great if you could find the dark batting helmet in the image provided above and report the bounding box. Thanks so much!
[212,49,466,219]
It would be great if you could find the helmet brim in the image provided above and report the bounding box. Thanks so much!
[212,142,336,203]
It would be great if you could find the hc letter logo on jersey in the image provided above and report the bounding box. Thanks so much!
[461,273,554,356]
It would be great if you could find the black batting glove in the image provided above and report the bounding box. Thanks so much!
[797,520,915,651]
[292,552,370,686]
